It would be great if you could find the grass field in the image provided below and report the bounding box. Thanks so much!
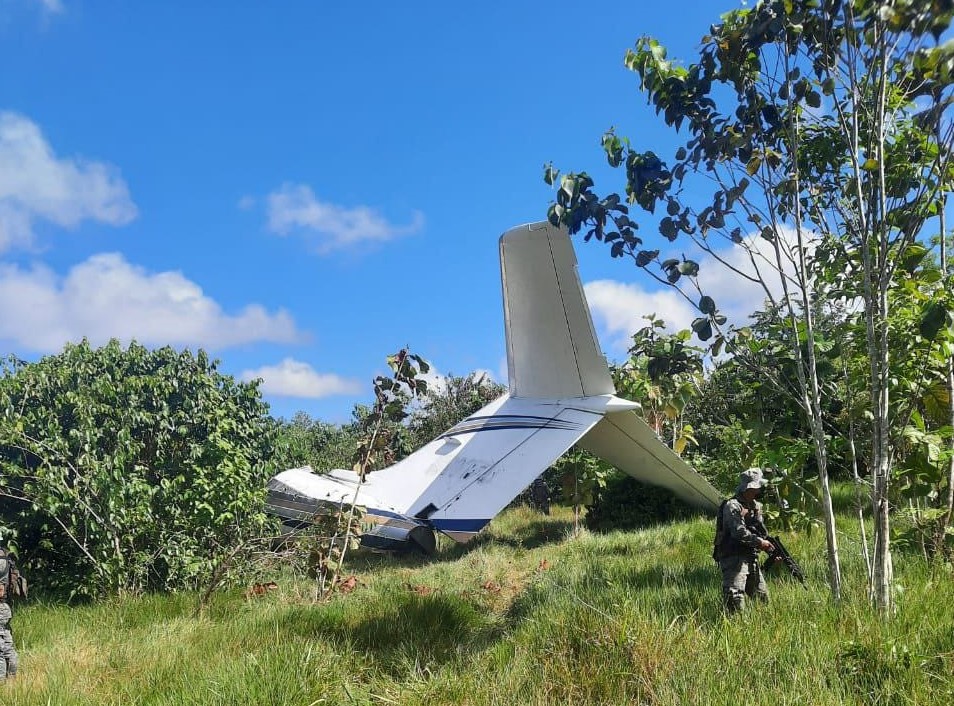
[2,503,953,705]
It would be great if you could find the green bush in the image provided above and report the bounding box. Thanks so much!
[583,471,697,533]
[0,340,277,598]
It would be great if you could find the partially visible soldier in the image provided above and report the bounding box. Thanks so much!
[0,547,21,682]
[530,477,550,516]
[712,468,774,613]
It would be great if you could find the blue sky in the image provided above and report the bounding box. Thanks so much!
[0,0,752,422]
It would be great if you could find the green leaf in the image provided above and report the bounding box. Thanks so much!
[635,249,659,267]
[691,317,713,341]
[900,243,928,273]
[659,217,678,241]
[919,301,948,341]
[678,260,700,276]
[698,295,716,314]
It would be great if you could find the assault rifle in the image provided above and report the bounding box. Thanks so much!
[753,519,807,587]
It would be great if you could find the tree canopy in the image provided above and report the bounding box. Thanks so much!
[546,0,954,608]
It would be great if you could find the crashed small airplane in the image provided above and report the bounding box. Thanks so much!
[266,221,721,553]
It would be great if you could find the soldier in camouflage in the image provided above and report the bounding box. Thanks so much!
[0,548,19,682]
[713,468,774,614]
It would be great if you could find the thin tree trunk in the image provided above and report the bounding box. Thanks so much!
[936,116,954,555]
[868,284,894,611]
[776,49,842,599]
[574,469,580,536]
[799,287,842,601]
[846,404,872,589]
[856,21,893,613]
[942,355,954,556]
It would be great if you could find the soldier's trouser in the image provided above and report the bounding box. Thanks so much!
[719,555,768,613]
[0,602,18,680]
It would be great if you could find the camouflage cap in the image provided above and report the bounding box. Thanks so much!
[735,467,767,495]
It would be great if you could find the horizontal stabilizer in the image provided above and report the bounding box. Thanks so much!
[360,394,605,542]
[579,411,721,511]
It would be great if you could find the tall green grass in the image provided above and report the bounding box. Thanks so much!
[3,504,952,705]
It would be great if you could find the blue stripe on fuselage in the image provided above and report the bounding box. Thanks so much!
[441,415,578,439]
[429,518,491,532]
[363,507,489,534]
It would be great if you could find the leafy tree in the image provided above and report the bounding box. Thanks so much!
[827,244,954,557]
[545,0,954,610]
[612,316,703,455]
[551,446,612,533]
[316,349,430,598]
[0,340,275,597]
[408,373,506,447]
[272,412,358,473]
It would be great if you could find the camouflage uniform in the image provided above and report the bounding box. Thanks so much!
[0,601,16,681]
[530,478,550,516]
[0,549,19,681]
[713,469,770,613]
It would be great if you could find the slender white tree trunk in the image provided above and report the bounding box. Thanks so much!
[776,66,842,597]
[847,408,872,588]
[941,227,954,552]
[868,281,893,611]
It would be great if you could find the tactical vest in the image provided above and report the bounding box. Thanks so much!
[0,550,25,602]
[712,498,761,561]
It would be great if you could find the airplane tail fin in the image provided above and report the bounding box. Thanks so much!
[500,222,615,399]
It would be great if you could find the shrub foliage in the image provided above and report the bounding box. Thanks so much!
[584,471,698,533]
[0,340,276,597]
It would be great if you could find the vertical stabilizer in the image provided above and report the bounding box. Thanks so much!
[500,222,615,399]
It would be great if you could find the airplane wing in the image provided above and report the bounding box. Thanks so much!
[579,410,722,511]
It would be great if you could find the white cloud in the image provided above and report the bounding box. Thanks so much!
[418,363,500,396]
[693,224,818,323]
[584,279,698,355]
[418,362,449,396]
[240,358,361,399]
[0,253,305,352]
[584,224,820,355]
[265,182,424,253]
[0,112,136,251]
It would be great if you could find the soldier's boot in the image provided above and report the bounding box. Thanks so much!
[723,587,746,614]
[0,627,17,680]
